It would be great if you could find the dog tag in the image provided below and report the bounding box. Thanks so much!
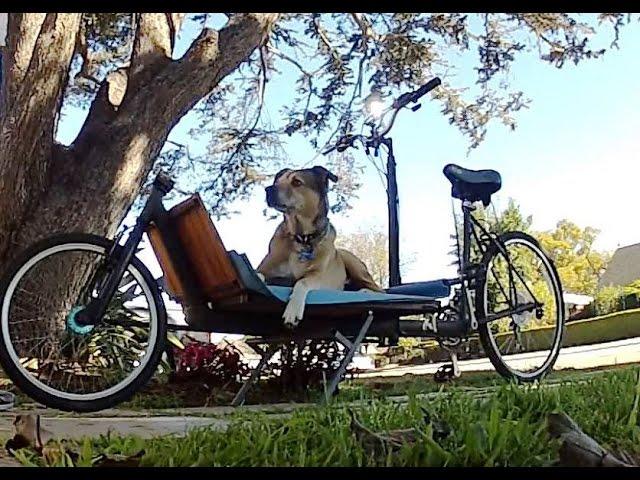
[298,250,315,262]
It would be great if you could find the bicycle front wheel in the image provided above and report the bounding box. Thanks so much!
[475,231,565,382]
[0,233,167,412]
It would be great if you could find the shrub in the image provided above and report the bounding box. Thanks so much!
[594,285,625,315]
[171,341,251,387]
[593,280,640,316]
[261,340,348,393]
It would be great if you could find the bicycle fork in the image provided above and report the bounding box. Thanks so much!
[75,194,159,328]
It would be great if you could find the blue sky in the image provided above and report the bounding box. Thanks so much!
[56,14,640,287]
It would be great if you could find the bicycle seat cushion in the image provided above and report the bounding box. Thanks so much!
[267,277,375,292]
[443,163,501,206]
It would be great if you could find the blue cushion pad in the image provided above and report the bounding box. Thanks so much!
[267,286,436,305]
[385,280,451,299]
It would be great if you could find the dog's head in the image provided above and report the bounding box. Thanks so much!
[265,166,338,218]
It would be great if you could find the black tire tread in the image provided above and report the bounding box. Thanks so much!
[475,231,565,383]
[0,233,167,412]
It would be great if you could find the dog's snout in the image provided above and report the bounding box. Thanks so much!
[265,185,276,207]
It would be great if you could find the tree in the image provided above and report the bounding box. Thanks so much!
[450,199,611,296]
[0,12,634,267]
[0,13,278,265]
[336,226,415,288]
[537,220,610,296]
[449,198,533,270]
[336,228,388,288]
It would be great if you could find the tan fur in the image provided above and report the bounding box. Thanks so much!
[337,248,384,292]
[257,166,383,327]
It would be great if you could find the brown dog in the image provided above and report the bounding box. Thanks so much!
[257,166,383,328]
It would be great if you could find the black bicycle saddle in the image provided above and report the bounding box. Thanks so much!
[443,164,501,207]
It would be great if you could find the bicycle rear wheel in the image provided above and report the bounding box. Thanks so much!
[475,231,565,382]
[0,233,166,412]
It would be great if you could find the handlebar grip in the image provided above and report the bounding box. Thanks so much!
[413,77,441,100]
[392,77,441,110]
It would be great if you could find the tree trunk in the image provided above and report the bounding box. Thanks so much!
[0,13,82,260]
[0,13,278,380]
[0,13,278,264]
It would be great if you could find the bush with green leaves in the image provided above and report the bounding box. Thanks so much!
[261,340,350,394]
[594,280,640,316]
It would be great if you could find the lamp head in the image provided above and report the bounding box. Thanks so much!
[364,90,385,119]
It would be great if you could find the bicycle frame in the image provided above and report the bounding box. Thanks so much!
[76,174,205,328]
[77,172,542,343]
[441,199,542,338]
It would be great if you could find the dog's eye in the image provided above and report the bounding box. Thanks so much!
[291,178,302,187]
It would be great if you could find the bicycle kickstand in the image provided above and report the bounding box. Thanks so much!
[434,349,462,383]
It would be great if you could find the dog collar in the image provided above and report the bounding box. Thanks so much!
[294,224,329,262]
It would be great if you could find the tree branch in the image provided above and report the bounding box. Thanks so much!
[311,16,341,64]
[122,13,278,133]
[166,13,185,55]
[128,13,174,89]
[0,13,81,257]
[350,13,381,42]
[74,13,279,203]
[0,13,46,111]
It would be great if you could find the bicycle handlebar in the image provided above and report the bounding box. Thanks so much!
[322,134,366,155]
[323,77,441,156]
[153,172,175,195]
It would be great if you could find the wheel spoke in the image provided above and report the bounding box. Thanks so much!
[0,238,161,409]
[479,234,564,381]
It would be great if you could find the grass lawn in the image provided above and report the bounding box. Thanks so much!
[9,365,640,467]
[5,363,634,412]
[116,363,640,410]
[419,309,640,361]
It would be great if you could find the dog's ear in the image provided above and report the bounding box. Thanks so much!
[311,166,338,184]
[273,168,291,182]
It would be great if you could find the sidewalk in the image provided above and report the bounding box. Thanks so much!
[0,401,311,447]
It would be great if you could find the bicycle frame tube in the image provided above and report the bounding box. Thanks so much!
[78,178,206,326]
[460,201,475,270]
[465,209,542,325]
[457,201,476,331]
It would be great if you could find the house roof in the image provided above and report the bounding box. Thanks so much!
[598,242,640,289]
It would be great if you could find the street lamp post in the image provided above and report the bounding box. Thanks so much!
[356,78,441,288]
[363,93,402,287]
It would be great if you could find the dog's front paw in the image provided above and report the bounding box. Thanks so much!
[282,300,304,329]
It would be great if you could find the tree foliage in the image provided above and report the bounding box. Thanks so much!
[449,198,533,270]
[537,220,610,296]
[450,199,611,296]
[4,13,633,219]
[336,225,416,288]
[169,13,637,215]
[336,227,389,288]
